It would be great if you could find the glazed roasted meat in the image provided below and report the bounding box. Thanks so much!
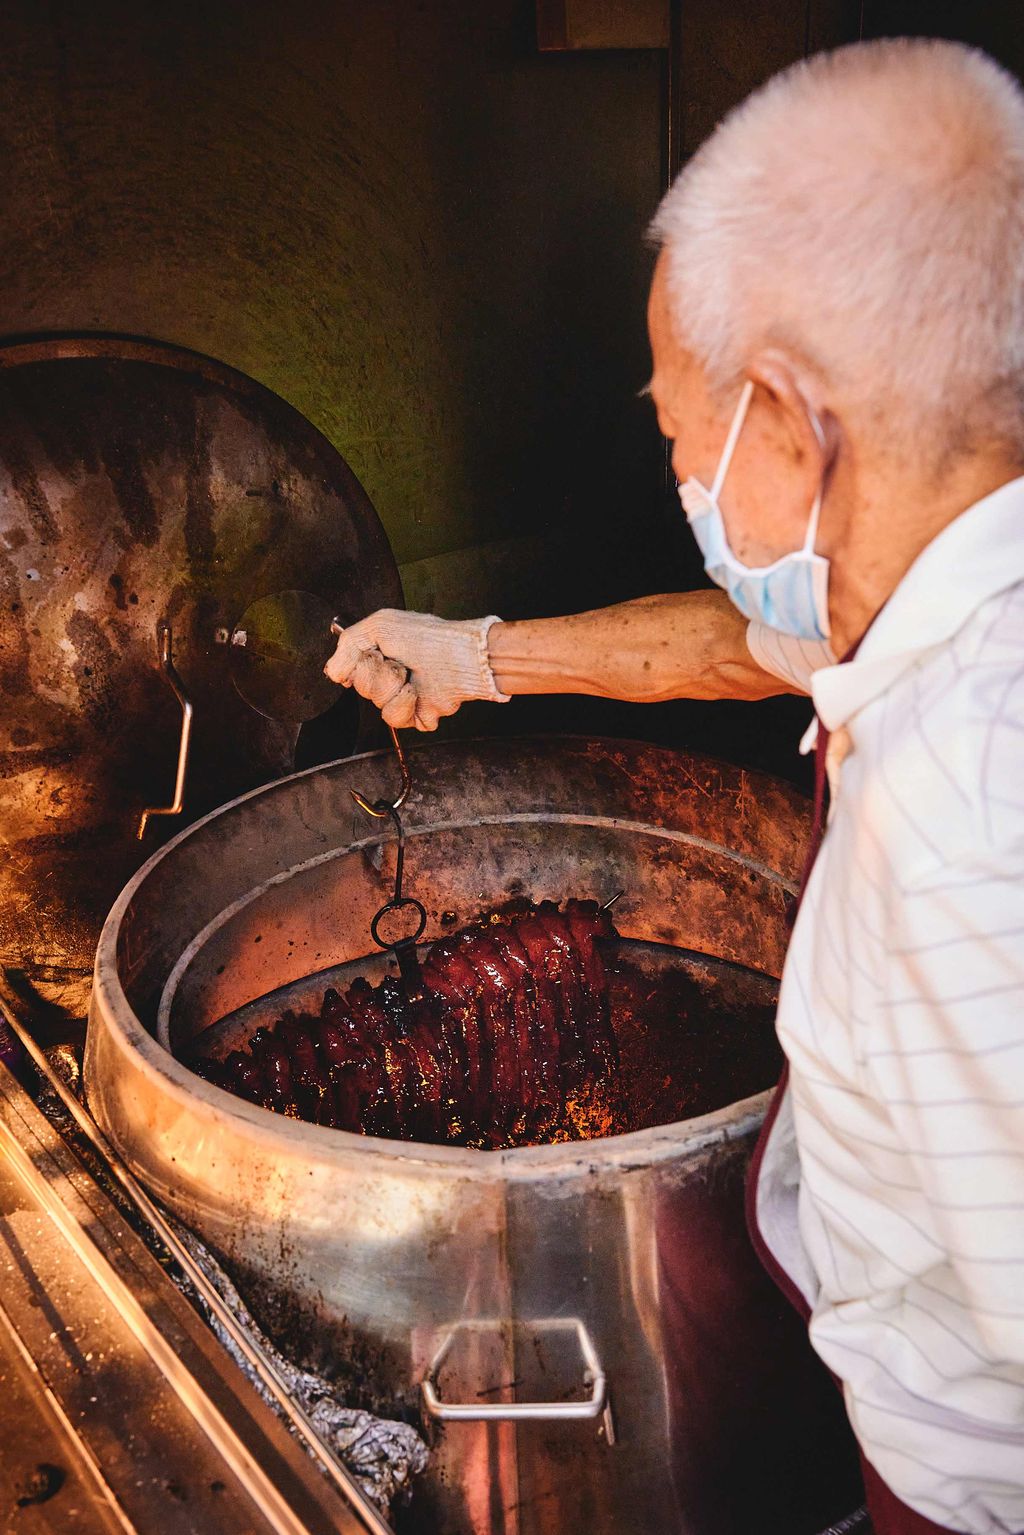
[196,900,618,1148]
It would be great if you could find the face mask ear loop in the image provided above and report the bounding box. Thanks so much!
[709,380,754,502]
[802,490,824,554]
[801,402,828,554]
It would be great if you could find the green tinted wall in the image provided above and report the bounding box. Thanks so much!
[0,0,665,618]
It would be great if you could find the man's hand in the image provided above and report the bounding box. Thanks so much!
[324,609,509,730]
[325,591,802,729]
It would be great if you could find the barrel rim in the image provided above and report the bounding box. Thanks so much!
[89,735,789,1181]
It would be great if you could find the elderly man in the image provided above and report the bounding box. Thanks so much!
[327,39,1024,1535]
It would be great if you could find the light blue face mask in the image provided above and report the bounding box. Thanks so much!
[678,380,832,641]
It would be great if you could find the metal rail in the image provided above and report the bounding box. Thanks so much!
[0,976,394,1535]
[0,1106,314,1535]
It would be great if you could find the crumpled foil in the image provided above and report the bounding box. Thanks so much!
[43,1041,82,1096]
[172,1222,429,1517]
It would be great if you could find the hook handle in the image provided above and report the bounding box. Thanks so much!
[330,616,413,817]
[138,622,194,840]
[350,725,412,817]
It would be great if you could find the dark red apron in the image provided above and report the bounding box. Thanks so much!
[744,713,963,1535]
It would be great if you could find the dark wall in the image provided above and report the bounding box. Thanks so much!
[0,0,664,620]
[861,0,1024,77]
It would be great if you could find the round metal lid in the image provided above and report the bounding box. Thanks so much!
[0,335,402,1027]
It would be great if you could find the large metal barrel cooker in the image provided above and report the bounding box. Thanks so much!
[86,735,863,1535]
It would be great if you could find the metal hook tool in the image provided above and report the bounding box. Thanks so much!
[366,799,427,991]
[357,755,427,992]
[330,616,412,818]
[350,724,412,817]
[331,617,426,987]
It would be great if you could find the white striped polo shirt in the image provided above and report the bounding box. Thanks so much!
[746,476,1024,1534]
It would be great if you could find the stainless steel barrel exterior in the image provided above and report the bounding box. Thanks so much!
[86,738,862,1535]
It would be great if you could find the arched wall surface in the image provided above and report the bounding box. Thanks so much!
[0,0,665,617]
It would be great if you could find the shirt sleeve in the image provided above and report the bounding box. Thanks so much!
[745,621,835,696]
[871,818,1024,1364]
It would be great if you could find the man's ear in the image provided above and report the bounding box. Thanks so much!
[746,348,837,476]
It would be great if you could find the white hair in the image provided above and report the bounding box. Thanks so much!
[650,38,1024,450]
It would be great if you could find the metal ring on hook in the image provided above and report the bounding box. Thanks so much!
[370,898,428,950]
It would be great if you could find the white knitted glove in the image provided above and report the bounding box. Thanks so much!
[324,608,509,731]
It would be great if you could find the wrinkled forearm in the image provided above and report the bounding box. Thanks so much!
[488,590,800,703]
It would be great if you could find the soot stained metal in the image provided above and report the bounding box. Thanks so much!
[0,336,401,1027]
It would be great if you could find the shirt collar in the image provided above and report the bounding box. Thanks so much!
[811,474,1024,732]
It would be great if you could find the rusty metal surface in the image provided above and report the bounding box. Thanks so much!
[0,336,402,1028]
[86,737,860,1535]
